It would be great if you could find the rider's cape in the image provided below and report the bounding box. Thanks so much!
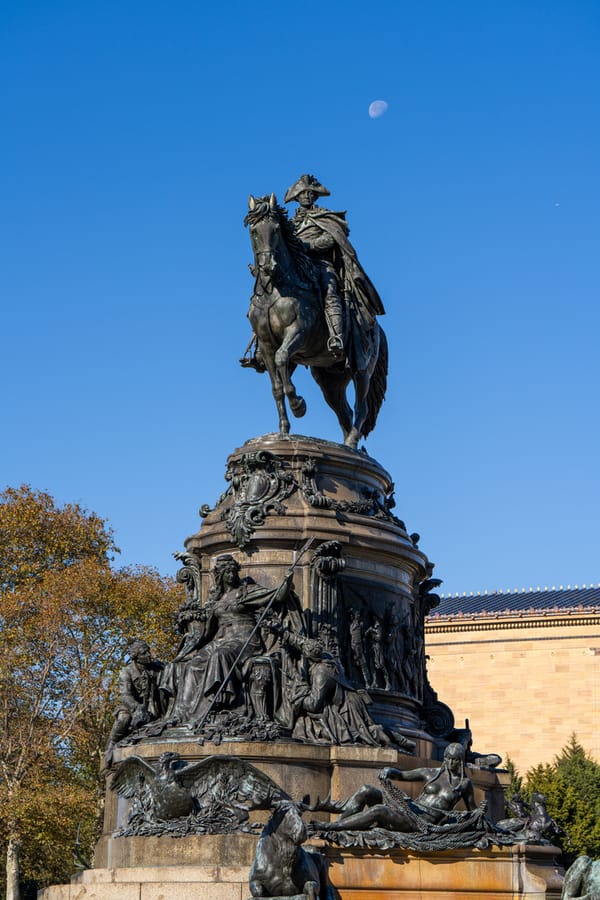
[301,208,385,318]
[296,208,385,370]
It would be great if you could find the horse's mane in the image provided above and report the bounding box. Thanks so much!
[245,198,318,287]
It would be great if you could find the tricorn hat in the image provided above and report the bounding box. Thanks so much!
[284,174,330,203]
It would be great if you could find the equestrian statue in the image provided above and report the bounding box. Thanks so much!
[241,174,388,449]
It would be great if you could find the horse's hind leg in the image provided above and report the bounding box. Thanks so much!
[311,366,352,442]
[347,370,369,448]
[275,330,306,418]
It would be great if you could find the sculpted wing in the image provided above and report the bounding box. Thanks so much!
[177,755,290,807]
[111,756,157,798]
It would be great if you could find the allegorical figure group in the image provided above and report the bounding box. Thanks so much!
[105,553,415,767]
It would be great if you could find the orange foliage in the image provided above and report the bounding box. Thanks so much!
[0,486,185,897]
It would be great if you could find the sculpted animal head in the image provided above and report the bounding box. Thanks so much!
[263,800,307,846]
[245,194,283,281]
[508,793,529,818]
[157,752,184,778]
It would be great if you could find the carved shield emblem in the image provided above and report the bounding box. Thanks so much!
[221,450,297,548]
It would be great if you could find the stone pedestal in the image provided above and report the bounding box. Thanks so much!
[39,844,563,900]
[185,434,434,739]
[99,742,508,849]
[187,434,425,602]
[326,843,564,899]
[39,434,564,900]
[40,740,560,900]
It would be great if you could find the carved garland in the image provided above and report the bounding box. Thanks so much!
[300,458,404,525]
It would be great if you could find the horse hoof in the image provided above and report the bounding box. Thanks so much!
[344,429,359,449]
[290,397,307,418]
[279,423,290,435]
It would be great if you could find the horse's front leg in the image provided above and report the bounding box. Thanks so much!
[262,349,290,434]
[274,328,307,418]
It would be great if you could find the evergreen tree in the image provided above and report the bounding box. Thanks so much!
[524,735,600,865]
[503,755,523,805]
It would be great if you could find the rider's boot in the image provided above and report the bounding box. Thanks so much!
[240,334,266,372]
[251,346,266,373]
[325,309,344,359]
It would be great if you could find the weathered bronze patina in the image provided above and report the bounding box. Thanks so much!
[69,178,566,900]
[241,177,387,448]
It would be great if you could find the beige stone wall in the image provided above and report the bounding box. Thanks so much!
[425,614,600,775]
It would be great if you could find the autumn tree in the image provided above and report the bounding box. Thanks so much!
[0,486,184,900]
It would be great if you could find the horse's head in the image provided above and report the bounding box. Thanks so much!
[157,752,184,781]
[264,799,307,846]
[245,193,318,299]
[245,193,283,292]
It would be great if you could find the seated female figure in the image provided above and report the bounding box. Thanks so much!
[163,555,288,726]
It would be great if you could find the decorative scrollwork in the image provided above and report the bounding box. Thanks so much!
[173,550,202,603]
[301,458,334,509]
[421,679,455,738]
[300,458,405,526]
[221,450,297,548]
[421,699,455,739]
[311,540,346,580]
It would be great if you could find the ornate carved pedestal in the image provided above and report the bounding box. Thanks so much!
[39,435,563,900]
[41,739,562,900]
[186,434,435,743]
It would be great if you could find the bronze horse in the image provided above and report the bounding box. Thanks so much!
[244,194,387,449]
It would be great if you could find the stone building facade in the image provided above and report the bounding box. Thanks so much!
[425,586,600,775]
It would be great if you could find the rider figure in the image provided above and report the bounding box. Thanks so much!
[284,175,344,358]
[284,174,385,364]
[241,175,385,371]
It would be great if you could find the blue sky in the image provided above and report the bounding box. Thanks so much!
[2,0,599,595]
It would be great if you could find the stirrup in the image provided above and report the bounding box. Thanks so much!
[240,335,266,373]
[240,354,266,373]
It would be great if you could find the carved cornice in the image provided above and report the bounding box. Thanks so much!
[426,611,600,635]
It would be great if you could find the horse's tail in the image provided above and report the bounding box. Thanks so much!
[362,325,388,438]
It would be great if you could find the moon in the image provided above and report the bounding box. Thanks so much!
[368,100,389,119]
